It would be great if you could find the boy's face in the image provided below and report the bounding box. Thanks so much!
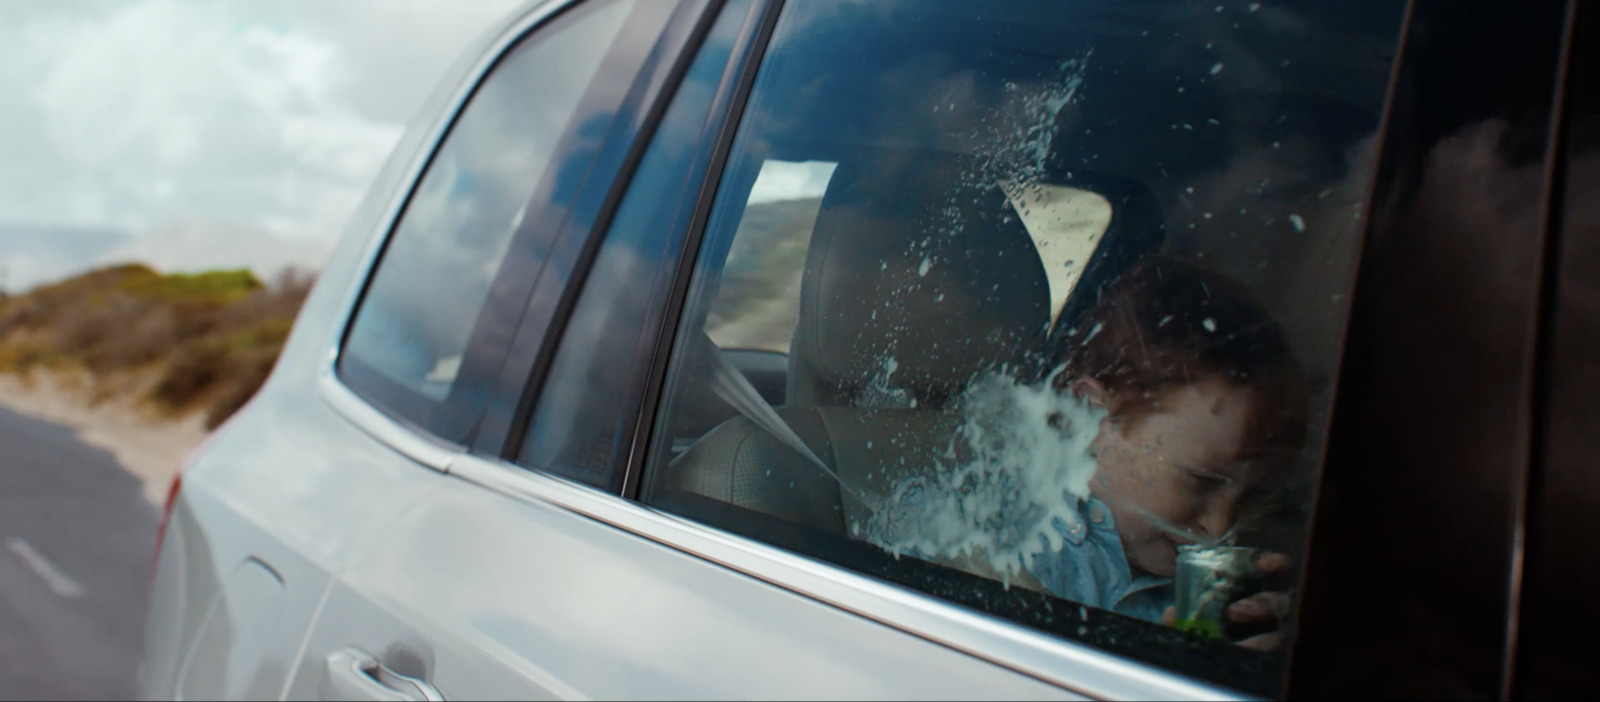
[1085,376,1271,577]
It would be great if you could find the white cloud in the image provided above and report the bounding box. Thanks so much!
[747,160,839,204]
[96,218,335,281]
[0,0,522,288]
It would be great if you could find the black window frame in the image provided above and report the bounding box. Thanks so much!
[472,0,763,483]
[1511,0,1594,697]
[612,0,783,500]
[334,0,686,446]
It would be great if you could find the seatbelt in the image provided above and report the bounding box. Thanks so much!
[701,331,883,511]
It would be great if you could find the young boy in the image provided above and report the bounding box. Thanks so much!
[1027,255,1309,650]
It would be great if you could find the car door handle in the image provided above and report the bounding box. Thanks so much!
[319,647,445,702]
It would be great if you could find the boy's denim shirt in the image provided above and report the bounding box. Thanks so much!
[1028,496,1173,623]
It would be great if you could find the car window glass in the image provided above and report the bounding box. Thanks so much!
[706,159,836,354]
[340,0,637,411]
[639,0,1405,695]
[517,0,753,488]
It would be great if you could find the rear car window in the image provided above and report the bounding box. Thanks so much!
[337,0,665,440]
[639,0,1405,695]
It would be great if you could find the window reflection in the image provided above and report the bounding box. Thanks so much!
[344,0,636,398]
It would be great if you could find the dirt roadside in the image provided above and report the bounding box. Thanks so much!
[0,368,208,506]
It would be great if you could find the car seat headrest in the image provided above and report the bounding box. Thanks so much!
[788,149,1052,408]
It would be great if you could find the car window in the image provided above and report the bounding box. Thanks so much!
[638,0,1405,695]
[338,0,662,440]
[516,0,754,489]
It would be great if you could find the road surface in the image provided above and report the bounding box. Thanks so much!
[0,405,157,701]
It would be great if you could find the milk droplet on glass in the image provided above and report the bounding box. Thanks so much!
[1083,322,1105,344]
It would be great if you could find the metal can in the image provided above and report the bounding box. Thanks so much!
[1172,544,1259,639]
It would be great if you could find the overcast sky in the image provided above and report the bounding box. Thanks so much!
[0,0,524,292]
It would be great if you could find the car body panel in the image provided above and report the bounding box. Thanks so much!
[140,373,455,700]
[136,1,552,697]
[283,456,1079,701]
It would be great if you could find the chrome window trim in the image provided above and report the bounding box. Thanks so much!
[449,453,1251,701]
[317,370,460,471]
[315,0,580,469]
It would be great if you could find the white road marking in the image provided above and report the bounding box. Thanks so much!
[4,537,86,600]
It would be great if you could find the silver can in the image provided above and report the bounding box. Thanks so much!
[1172,544,1259,639]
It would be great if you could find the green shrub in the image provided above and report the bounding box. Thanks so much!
[0,263,311,426]
[120,268,263,304]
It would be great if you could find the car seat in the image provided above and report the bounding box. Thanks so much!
[662,148,1054,535]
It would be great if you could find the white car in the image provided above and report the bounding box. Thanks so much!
[139,0,1600,699]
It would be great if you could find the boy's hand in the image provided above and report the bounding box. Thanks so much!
[1161,551,1294,651]
[1229,551,1293,650]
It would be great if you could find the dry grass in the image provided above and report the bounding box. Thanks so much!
[0,263,314,429]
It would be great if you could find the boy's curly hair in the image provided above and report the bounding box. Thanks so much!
[1049,255,1310,461]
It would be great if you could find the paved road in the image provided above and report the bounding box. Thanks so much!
[0,405,157,701]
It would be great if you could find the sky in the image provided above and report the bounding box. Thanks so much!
[746,159,835,205]
[0,0,525,293]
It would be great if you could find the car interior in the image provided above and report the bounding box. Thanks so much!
[660,146,1164,538]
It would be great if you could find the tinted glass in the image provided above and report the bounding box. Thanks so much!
[518,0,752,488]
[641,0,1404,694]
[340,0,637,419]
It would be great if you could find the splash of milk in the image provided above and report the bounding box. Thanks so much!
[912,53,1092,255]
[857,366,1106,579]
[977,55,1090,195]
